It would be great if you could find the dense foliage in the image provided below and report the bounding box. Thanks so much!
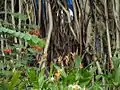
[0,0,120,90]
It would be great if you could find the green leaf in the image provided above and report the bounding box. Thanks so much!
[18,82,25,90]
[90,82,103,90]
[37,39,45,48]
[38,76,44,89]
[9,12,27,20]
[113,56,120,70]
[47,84,58,90]
[49,62,54,77]
[53,64,61,70]
[31,35,39,44]
[7,30,15,34]
[0,83,8,90]
[0,27,3,32]
[114,64,120,85]
[38,68,45,89]
[14,31,21,37]
[76,69,93,86]
[8,71,21,90]
[1,71,12,77]
[0,27,8,32]
[19,33,25,39]
[27,68,38,83]
[23,33,31,41]
[75,55,81,68]
[61,68,67,78]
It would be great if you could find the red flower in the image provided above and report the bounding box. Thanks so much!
[29,29,40,36]
[3,48,12,54]
[31,45,42,51]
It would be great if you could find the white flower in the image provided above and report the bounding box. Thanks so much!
[50,76,54,82]
[68,84,81,90]
[68,84,73,88]
[72,84,81,90]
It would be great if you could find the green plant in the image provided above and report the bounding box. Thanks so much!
[1,54,120,90]
[0,27,45,48]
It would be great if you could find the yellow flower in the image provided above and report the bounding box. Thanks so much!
[54,71,61,80]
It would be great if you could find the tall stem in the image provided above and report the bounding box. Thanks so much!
[104,0,114,69]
